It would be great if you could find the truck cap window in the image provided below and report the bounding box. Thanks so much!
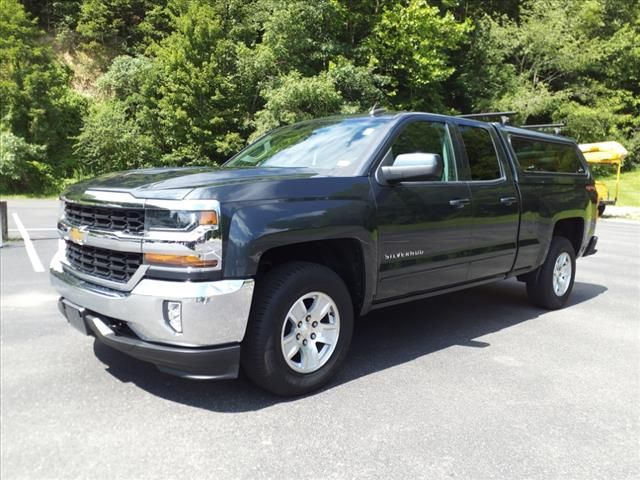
[459,125,502,181]
[510,136,585,174]
[225,117,391,172]
[389,121,457,181]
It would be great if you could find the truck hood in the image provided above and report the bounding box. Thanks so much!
[64,166,322,200]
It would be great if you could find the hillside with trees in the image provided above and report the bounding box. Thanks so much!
[1,0,638,193]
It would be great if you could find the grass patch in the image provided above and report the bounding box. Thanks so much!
[0,193,59,200]
[593,169,640,207]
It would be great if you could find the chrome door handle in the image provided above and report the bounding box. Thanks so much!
[449,198,470,208]
[500,196,518,206]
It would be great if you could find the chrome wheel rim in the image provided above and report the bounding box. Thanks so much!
[552,252,572,296]
[280,292,340,374]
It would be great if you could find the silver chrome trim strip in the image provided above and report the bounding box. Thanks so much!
[61,262,149,292]
[62,190,144,209]
[147,264,220,275]
[145,199,221,211]
[142,225,222,264]
[53,261,128,299]
[62,191,221,212]
[58,219,142,253]
[55,242,149,292]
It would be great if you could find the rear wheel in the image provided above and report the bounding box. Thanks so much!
[598,204,606,216]
[526,236,576,310]
[241,262,354,396]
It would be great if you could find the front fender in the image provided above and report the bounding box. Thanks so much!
[223,199,377,311]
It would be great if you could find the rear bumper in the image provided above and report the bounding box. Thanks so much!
[58,298,240,379]
[583,235,598,257]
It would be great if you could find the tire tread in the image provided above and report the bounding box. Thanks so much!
[241,261,353,396]
[526,236,576,310]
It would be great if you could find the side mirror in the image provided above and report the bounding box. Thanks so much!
[381,153,443,183]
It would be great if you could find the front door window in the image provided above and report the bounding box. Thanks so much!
[389,121,458,182]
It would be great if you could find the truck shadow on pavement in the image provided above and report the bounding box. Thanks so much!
[93,279,606,412]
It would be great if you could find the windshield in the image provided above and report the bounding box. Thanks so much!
[224,117,392,173]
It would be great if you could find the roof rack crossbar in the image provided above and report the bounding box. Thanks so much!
[457,111,517,125]
[519,123,565,129]
[457,111,517,118]
[519,123,565,135]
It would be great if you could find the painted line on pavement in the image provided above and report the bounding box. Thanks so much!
[11,213,45,273]
[8,228,58,232]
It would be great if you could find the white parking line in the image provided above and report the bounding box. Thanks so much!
[8,228,58,232]
[11,213,45,273]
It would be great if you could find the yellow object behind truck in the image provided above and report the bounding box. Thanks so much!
[579,141,628,216]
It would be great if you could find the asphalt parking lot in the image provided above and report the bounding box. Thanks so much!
[1,199,639,479]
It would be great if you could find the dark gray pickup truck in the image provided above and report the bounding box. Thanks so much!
[51,112,598,395]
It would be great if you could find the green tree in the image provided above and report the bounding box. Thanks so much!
[259,0,343,76]
[74,101,159,173]
[0,0,85,191]
[485,0,640,167]
[21,0,83,34]
[76,0,169,59]
[252,71,344,137]
[8,0,640,192]
[327,56,388,111]
[446,15,516,113]
[0,130,51,193]
[147,1,248,164]
[366,0,472,110]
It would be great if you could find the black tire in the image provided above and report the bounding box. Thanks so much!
[241,262,354,396]
[526,236,576,310]
[598,204,606,216]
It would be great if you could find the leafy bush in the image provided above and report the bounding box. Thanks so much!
[0,131,55,193]
[74,101,159,173]
[366,0,472,110]
[1,0,86,182]
[252,72,344,138]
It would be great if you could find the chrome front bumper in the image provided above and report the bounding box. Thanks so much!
[50,251,254,348]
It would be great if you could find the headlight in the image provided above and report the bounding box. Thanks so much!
[145,210,218,231]
[142,202,222,270]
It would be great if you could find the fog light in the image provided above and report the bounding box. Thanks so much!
[165,301,182,333]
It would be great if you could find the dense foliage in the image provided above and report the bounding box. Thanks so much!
[1,0,638,193]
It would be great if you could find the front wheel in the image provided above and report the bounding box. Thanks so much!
[241,262,354,396]
[526,236,576,310]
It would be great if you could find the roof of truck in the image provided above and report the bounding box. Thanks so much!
[370,111,580,144]
[496,124,577,144]
[307,111,580,145]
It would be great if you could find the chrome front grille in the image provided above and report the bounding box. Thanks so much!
[65,241,142,283]
[65,203,145,234]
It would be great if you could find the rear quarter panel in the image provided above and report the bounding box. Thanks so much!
[496,129,597,271]
[515,174,596,270]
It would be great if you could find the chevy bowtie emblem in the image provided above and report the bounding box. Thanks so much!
[68,226,87,245]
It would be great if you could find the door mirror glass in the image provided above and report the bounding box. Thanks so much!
[382,153,443,183]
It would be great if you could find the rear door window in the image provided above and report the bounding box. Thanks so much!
[510,136,585,174]
[459,125,502,181]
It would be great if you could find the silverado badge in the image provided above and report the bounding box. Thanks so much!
[68,226,87,245]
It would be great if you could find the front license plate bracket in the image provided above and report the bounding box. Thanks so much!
[59,299,89,335]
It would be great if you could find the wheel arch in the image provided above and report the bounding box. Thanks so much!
[255,238,370,315]
[223,201,377,315]
[552,217,585,256]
